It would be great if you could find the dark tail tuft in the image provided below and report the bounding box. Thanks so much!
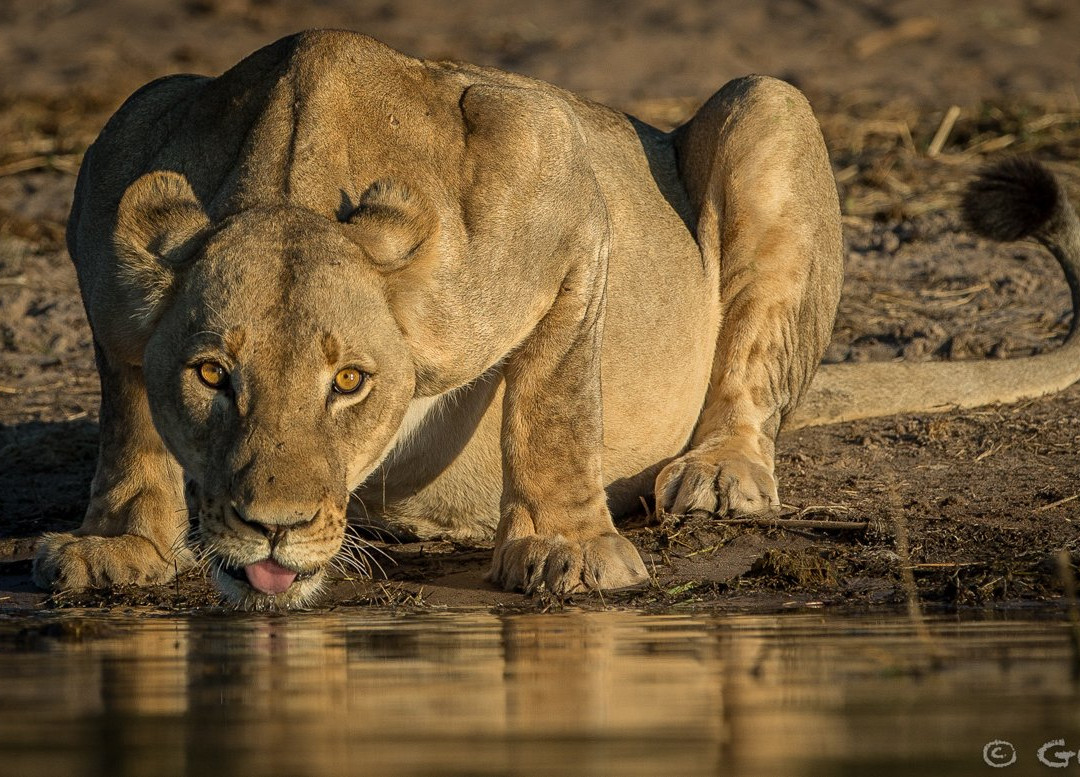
[961,156,1060,242]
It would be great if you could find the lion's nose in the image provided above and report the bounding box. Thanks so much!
[231,502,318,537]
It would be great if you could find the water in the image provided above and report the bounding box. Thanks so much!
[0,610,1077,776]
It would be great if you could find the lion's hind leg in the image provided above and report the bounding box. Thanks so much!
[655,76,843,517]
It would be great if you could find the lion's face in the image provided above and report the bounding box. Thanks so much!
[142,206,417,608]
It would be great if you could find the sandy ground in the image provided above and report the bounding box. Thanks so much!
[2,0,1080,613]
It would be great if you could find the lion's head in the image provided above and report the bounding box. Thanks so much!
[116,171,439,607]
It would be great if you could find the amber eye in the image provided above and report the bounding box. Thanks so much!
[333,367,365,394]
[196,361,228,389]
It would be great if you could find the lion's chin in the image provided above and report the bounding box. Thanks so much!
[212,562,327,610]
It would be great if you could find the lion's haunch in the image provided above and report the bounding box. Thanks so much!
[245,560,298,595]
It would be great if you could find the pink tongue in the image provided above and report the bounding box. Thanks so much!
[244,559,298,595]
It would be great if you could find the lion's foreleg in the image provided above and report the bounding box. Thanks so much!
[33,342,192,590]
[487,258,648,594]
[656,75,844,518]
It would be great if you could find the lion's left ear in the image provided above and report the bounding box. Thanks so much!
[339,179,439,272]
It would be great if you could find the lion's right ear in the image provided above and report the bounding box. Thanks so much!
[114,171,210,292]
[92,171,210,359]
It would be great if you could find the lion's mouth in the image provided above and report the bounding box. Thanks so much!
[221,559,318,595]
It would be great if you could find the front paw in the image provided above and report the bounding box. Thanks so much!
[655,450,779,518]
[32,532,188,591]
[488,532,648,594]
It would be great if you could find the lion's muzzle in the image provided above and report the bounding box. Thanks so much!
[192,486,348,607]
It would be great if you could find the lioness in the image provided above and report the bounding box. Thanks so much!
[33,30,1080,608]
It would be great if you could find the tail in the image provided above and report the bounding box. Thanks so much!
[788,157,1080,429]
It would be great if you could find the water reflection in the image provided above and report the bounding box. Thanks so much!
[1,612,1077,776]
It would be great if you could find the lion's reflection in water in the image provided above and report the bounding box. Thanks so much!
[2,613,1075,776]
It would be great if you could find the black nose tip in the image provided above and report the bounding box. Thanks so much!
[230,503,318,539]
[232,513,292,550]
[265,524,287,548]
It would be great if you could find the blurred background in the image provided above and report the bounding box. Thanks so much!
[2,0,1077,104]
[2,0,1079,245]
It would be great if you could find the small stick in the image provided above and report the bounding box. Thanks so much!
[1034,494,1079,512]
[893,504,943,666]
[927,105,961,157]
[717,516,868,531]
[966,134,1016,154]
